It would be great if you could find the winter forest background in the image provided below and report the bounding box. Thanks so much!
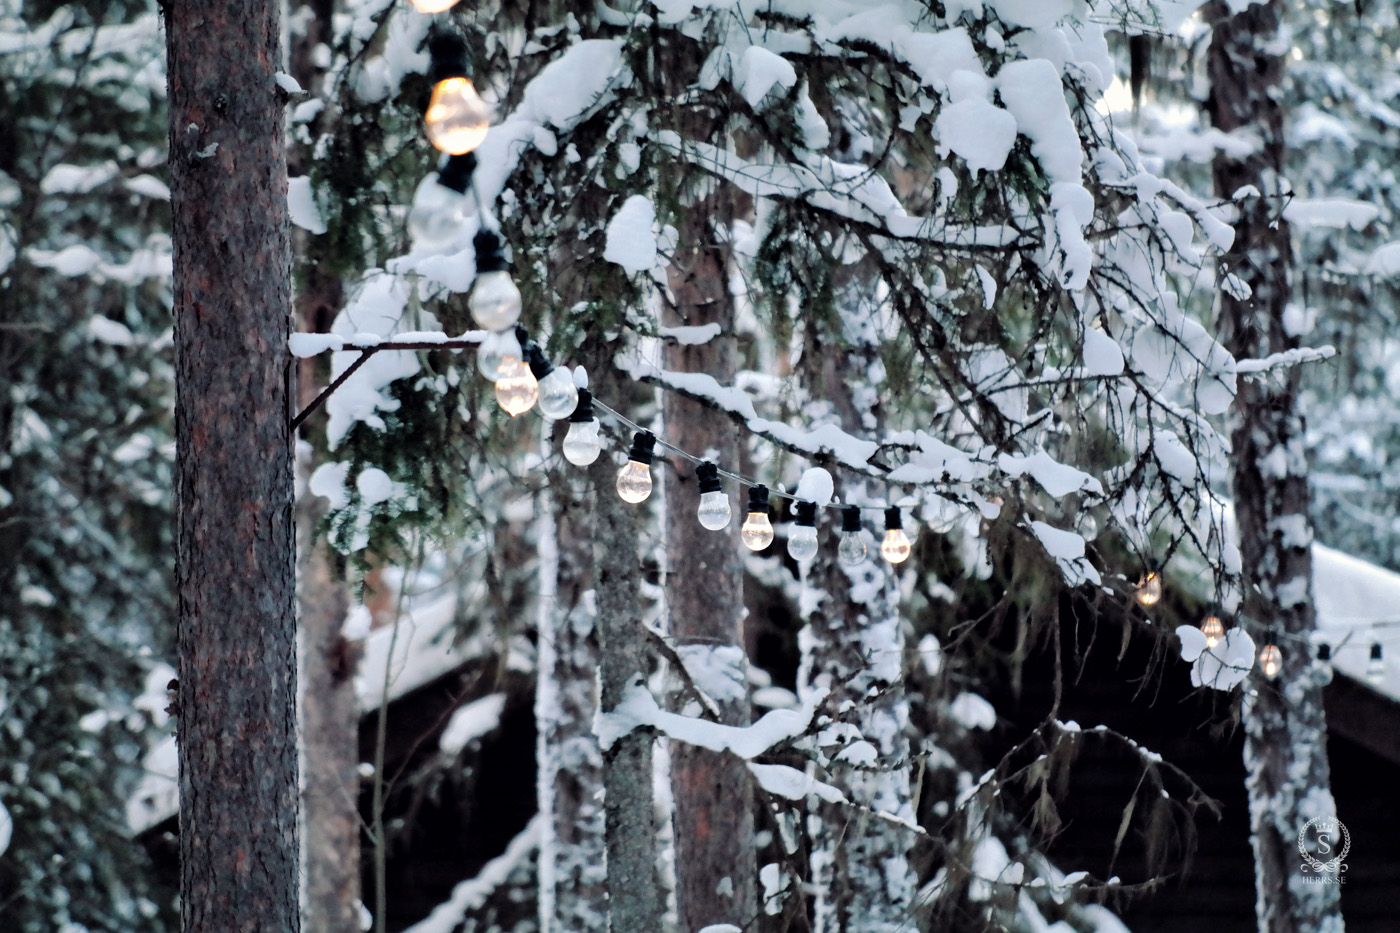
[3,0,1400,931]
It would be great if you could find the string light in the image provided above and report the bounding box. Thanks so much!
[494,355,538,416]
[1134,570,1162,606]
[424,34,491,155]
[1200,609,1224,649]
[527,345,579,420]
[468,231,522,333]
[477,327,521,381]
[410,0,462,12]
[1367,642,1385,687]
[562,388,601,466]
[741,486,775,551]
[838,505,867,566]
[881,506,912,564]
[695,461,731,531]
[787,501,819,561]
[616,432,656,504]
[1259,634,1283,679]
[408,152,476,246]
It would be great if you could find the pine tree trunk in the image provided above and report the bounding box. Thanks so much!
[537,437,608,933]
[166,2,299,930]
[592,359,663,933]
[798,306,916,933]
[299,493,359,933]
[1207,4,1345,932]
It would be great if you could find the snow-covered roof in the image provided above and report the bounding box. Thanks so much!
[128,592,474,835]
[1313,543,1400,700]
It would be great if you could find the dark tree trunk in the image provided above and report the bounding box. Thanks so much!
[592,359,663,933]
[1207,3,1345,931]
[657,33,756,933]
[166,2,299,930]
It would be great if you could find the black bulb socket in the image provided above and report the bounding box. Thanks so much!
[1371,642,1383,661]
[793,500,817,527]
[513,323,530,347]
[569,388,594,424]
[1317,643,1332,662]
[628,431,656,466]
[427,33,472,86]
[884,506,903,531]
[474,230,508,274]
[841,505,861,533]
[696,461,722,495]
[527,344,554,379]
[747,485,770,513]
[437,152,477,194]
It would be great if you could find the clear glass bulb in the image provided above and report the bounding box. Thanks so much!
[537,368,579,420]
[477,331,520,381]
[494,358,538,417]
[787,524,819,561]
[881,528,912,564]
[616,460,653,504]
[1135,572,1162,606]
[1200,616,1224,649]
[411,0,461,11]
[838,531,868,566]
[407,176,467,246]
[468,270,522,332]
[1259,645,1282,679]
[741,512,774,551]
[1367,648,1385,687]
[425,77,491,155]
[562,419,601,466]
[697,490,732,530]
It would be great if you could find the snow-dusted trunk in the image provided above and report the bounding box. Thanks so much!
[298,493,360,933]
[592,359,664,932]
[1208,4,1344,932]
[167,0,299,929]
[657,32,756,933]
[536,457,608,933]
[798,323,916,933]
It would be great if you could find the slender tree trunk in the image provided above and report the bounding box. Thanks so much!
[537,430,608,933]
[167,2,299,930]
[299,492,359,933]
[1208,4,1345,932]
[798,291,916,933]
[592,358,663,933]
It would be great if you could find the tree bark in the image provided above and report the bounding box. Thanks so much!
[537,432,609,933]
[658,32,756,932]
[592,359,663,933]
[167,2,299,930]
[1207,4,1345,932]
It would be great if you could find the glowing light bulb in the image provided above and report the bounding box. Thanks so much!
[562,389,601,466]
[494,356,538,416]
[695,461,731,530]
[1134,571,1162,606]
[838,505,867,566]
[527,346,578,420]
[880,507,912,564]
[1200,613,1224,649]
[477,329,521,381]
[410,0,462,11]
[1367,642,1385,687]
[616,432,655,503]
[787,501,819,561]
[425,77,490,154]
[741,486,775,551]
[1258,643,1283,679]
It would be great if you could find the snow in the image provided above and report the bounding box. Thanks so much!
[676,644,749,708]
[273,71,303,95]
[604,194,658,274]
[949,692,997,731]
[793,467,834,507]
[289,333,346,357]
[1030,521,1101,587]
[935,98,1018,174]
[355,467,398,506]
[749,763,846,804]
[1283,198,1379,231]
[403,816,541,933]
[0,797,11,857]
[1082,326,1124,376]
[40,161,118,194]
[88,316,136,346]
[659,323,721,345]
[998,450,1102,498]
[1176,626,1255,691]
[123,174,170,200]
[1364,241,1400,277]
[288,175,327,235]
[439,693,506,755]
[736,46,797,110]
